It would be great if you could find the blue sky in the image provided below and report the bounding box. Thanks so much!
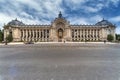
[0,0,120,34]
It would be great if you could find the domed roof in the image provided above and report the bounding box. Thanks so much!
[8,18,25,25]
[95,19,113,26]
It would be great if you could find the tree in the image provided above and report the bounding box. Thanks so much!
[116,34,120,41]
[0,29,3,42]
[6,33,13,42]
[107,34,114,42]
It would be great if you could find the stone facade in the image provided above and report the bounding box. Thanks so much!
[3,12,116,42]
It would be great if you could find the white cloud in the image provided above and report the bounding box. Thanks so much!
[0,0,120,34]
[69,17,90,24]
[0,0,63,29]
[15,0,42,11]
[84,6,99,13]
[0,13,49,30]
[91,15,103,22]
[81,2,105,13]
[67,0,87,4]
[68,15,103,25]
[109,16,120,34]
[116,27,120,34]
[109,0,120,6]
[110,16,120,22]
[0,13,15,29]
[103,0,120,7]
[20,12,33,19]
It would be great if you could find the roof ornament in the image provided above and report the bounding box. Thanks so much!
[102,18,105,21]
[58,11,62,18]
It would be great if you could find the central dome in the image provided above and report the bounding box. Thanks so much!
[8,18,25,25]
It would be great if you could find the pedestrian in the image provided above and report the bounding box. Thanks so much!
[104,40,106,44]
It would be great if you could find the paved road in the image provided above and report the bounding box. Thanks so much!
[0,44,120,80]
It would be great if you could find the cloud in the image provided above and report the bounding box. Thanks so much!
[116,27,120,34]
[0,0,62,27]
[109,16,120,34]
[0,0,120,34]
[68,15,103,24]
[83,6,101,13]
[0,13,15,29]
[108,0,120,6]
[110,16,120,22]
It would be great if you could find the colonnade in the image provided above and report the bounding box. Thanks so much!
[72,28,101,41]
[21,29,49,42]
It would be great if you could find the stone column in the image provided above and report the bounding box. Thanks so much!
[93,29,95,40]
[82,29,84,40]
[33,30,34,42]
[90,29,91,41]
[99,29,102,40]
[78,29,80,41]
[26,29,28,41]
[79,29,81,39]
[39,29,41,41]
[46,29,47,41]
[95,29,97,40]
[25,29,27,42]
[27,29,29,41]
[86,29,88,40]
[31,30,33,41]
[41,30,43,41]
[96,29,98,40]
[21,30,23,41]
[36,29,37,41]
[77,29,78,41]
[23,29,24,41]
[83,29,85,41]
[37,30,39,41]
[74,29,75,41]
[29,29,31,41]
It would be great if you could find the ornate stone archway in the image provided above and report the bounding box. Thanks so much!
[58,28,63,42]
[49,12,72,42]
[56,22,65,42]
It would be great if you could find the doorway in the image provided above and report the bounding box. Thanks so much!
[58,28,63,42]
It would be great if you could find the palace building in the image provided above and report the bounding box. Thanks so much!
[3,12,116,42]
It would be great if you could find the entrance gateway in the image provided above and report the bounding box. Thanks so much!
[49,11,71,42]
[58,28,63,42]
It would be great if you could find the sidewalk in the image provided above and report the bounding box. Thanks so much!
[0,42,118,45]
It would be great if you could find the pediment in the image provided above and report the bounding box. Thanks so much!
[51,18,70,28]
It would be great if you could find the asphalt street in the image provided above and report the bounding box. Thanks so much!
[0,43,120,80]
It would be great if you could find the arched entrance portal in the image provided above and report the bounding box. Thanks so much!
[58,28,63,42]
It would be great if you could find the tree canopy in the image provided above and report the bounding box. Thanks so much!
[0,29,3,42]
[6,33,13,42]
[107,34,114,42]
[116,34,120,41]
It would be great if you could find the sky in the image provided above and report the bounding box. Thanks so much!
[0,0,120,34]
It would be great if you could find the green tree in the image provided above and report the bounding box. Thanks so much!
[116,34,120,41]
[107,34,114,42]
[6,33,13,42]
[0,29,3,42]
